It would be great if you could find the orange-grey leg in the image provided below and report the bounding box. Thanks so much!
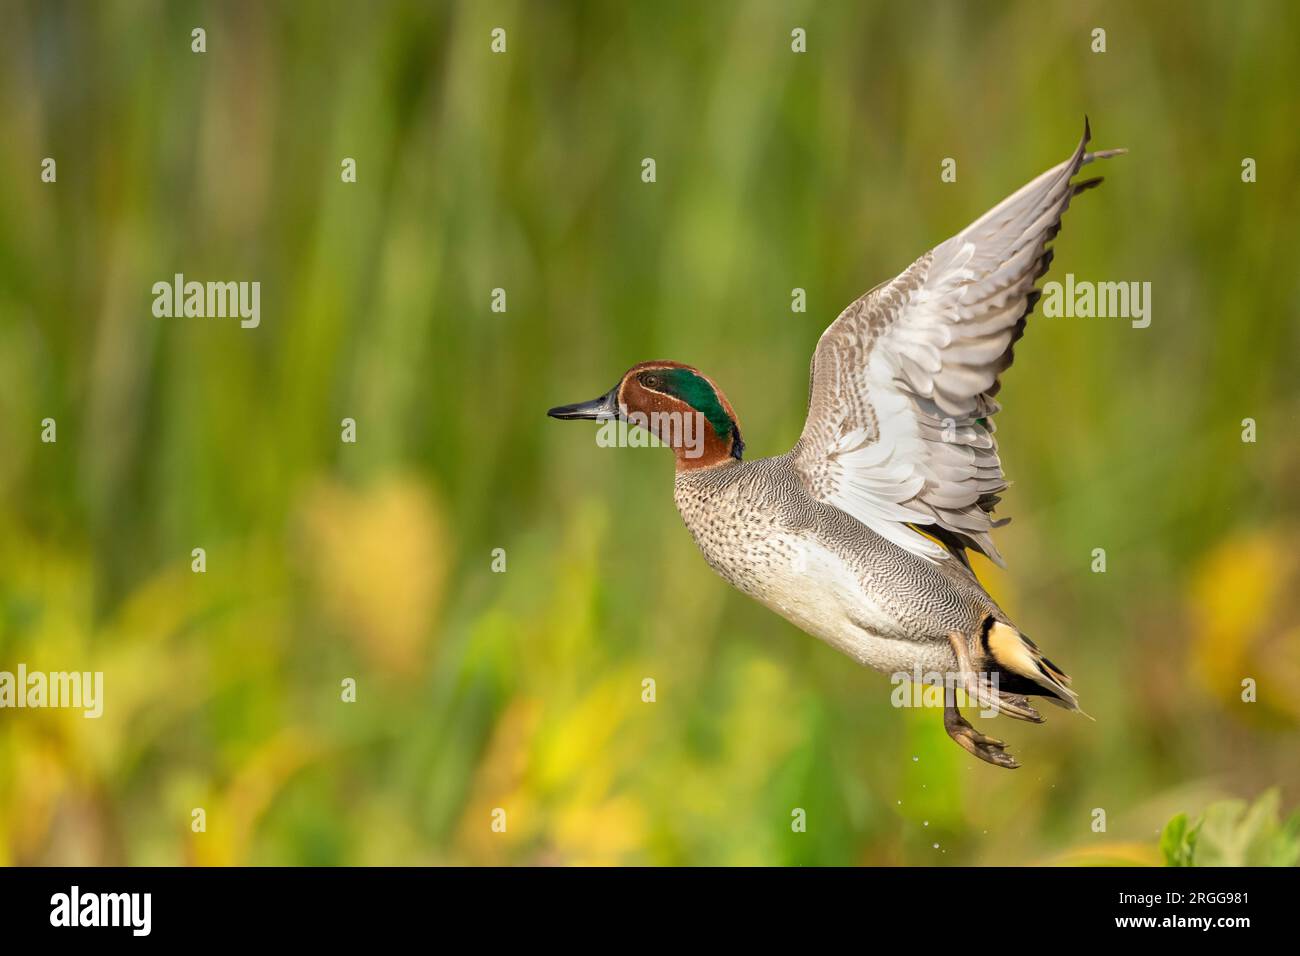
[948,631,1043,723]
[944,633,1020,769]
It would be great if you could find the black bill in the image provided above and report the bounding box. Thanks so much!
[546,385,619,421]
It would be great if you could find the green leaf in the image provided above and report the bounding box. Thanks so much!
[1159,812,1197,867]
[1166,790,1300,867]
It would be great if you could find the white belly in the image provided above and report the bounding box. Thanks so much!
[725,537,947,675]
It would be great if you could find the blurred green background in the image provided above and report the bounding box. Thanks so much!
[1,0,1298,866]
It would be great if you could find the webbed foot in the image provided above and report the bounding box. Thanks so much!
[943,702,1019,769]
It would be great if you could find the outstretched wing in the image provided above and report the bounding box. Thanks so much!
[791,121,1125,565]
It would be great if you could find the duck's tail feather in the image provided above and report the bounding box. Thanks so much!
[983,620,1090,718]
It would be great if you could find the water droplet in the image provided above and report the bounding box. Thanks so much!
[923,820,929,827]
[933,842,940,849]
[912,755,919,762]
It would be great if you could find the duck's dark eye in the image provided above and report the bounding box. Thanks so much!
[643,374,662,389]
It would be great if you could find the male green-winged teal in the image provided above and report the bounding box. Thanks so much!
[549,122,1124,768]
